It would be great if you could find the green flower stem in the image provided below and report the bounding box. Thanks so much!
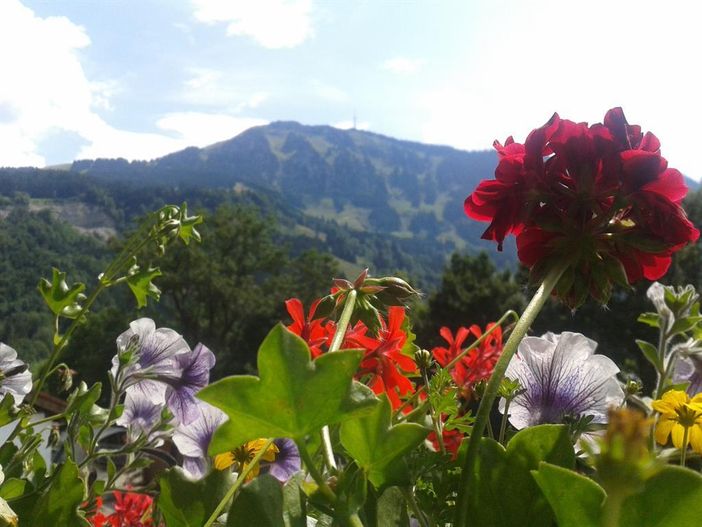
[498,397,512,445]
[321,288,359,471]
[202,438,276,527]
[601,491,625,527]
[394,310,518,423]
[401,487,430,527]
[422,366,446,455]
[454,264,566,527]
[296,439,338,504]
[30,218,156,406]
[654,327,672,399]
[681,427,690,466]
[329,289,358,353]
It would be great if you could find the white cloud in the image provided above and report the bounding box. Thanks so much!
[179,68,269,110]
[381,57,425,75]
[417,0,702,180]
[191,0,314,48]
[157,112,268,147]
[310,80,348,103]
[0,2,267,165]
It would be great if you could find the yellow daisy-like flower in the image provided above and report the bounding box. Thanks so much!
[651,390,702,454]
[214,438,279,481]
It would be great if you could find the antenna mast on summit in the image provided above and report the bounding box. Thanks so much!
[353,110,357,130]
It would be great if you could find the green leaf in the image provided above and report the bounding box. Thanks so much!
[636,340,663,371]
[532,462,605,527]
[362,487,409,527]
[157,467,234,527]
[282,472,307,527]
[126,263,162,308]
[669,316,702,336]
[467,424,575,527]
[0,479,27,501]
[177,203,204,245]
[65,382,102,418]
[340,395,427,488]
[637,312,661,329]
[227,474,284,527]
[198,324,378,454]
[0,395,16,427]
[37,268,86,318]
[620,466,702,526]
[28,460,89,526]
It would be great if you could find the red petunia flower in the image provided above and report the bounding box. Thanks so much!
[432,325,503,400]
[465,107,699,307]
[343,306,417,409]
[285,298,329,358]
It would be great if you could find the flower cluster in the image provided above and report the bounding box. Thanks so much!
[465,108,699,307]
[87,491,155,527]
[286,298,418,409]
[432,324,503,400]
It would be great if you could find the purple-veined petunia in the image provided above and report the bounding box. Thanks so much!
[172,399,227,478]
[261,438,301,482]
[111,318,190,405]
[499,332,624,432]
[115,391,166,445]
[163,343,216,425]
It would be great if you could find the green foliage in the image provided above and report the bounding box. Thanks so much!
[340,395,428,488]
[227,475,285,527]
[26,461,89,526]
[467,425,575,527]
[38,268,86,320]
[125,262,162,308]
[157,468,234,527]
[619,466,702,526]
[532,462,605,527]
[198,324,378,453]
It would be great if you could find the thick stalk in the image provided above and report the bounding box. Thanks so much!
[321,289,359,470]
[202,438,275,527]
[454,264,566,527]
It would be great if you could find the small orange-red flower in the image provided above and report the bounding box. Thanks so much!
[432,324,503,399]
[344,306,417,409]
[285,298,329,358]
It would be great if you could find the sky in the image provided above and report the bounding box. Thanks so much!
[1,0,701,180]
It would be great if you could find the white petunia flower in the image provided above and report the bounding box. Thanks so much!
[0,343,32,403]
[499,332,624,430]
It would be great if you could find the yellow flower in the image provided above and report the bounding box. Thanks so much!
[214,438,278,481]
[651,390,702,453]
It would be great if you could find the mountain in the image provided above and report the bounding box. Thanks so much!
[68,122,514,266]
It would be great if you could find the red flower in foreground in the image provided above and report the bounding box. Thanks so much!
[344,306,417,409]
[465,107,699,307]
[285,298,329,358]
[432,324,503,400]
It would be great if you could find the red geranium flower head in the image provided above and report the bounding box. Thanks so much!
[432,324,503,401]
[466,107,699,307]
[345,306,417,409]
[285,298,329,358]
